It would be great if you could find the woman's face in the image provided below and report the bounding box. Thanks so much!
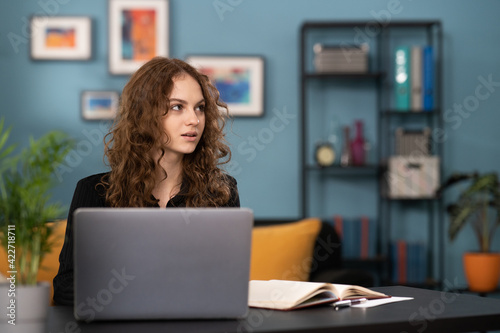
[162,74,206,158]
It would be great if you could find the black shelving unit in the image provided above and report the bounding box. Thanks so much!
[300,21,443,287]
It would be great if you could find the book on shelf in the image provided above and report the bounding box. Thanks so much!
[395,45,434,112]
[394,46,411,110]
[248,279,389,310]
[423,46,434,110]
[331,215,376,259]
[410,46,423,111]
[391,240,427,284]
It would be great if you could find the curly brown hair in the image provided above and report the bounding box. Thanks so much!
[101,57,233,207]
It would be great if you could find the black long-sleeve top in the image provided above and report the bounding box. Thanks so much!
[53,172,240,306]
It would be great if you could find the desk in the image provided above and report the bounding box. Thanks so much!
[47,286,500,333]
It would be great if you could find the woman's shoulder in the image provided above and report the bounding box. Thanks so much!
[76,172,110,189]
[222,174,240,207]
[224,174,238,185]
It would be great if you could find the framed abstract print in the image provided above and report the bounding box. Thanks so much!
[30,16,92,60]
[81,91,120,120]
[186,56,265,117]
[108,0,169,75]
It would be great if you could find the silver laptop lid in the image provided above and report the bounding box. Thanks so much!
[73,207,253,321]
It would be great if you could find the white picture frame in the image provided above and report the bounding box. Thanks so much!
[81,91,120,120]
[108,0,169,75]
[30,16,92,60]
[186,56,265,117]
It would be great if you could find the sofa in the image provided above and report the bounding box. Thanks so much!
[252,218,374,287]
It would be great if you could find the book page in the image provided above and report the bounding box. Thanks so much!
[249,280,338,310]
[331,283,389,300]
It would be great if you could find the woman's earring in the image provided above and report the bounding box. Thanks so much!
[197,119,200,124]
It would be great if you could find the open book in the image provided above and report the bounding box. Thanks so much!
[249,280,390,310]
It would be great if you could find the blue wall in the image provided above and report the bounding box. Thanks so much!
[2,0,500,288]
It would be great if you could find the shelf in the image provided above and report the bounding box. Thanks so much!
[301,20,440,30]
[382,196,439,202]
[306,165,379,176]
[300,20,443,288]
[304,72,384,80]
[381,110,439,116]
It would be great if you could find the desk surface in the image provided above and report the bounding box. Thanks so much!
[47,286,500,333]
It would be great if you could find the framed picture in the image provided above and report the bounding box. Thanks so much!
[30,16,92,60]
[186,56,265,117]
[81,91,120,120]
[109,0,169,75]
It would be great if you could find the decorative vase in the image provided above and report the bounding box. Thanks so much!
[351,120,365,166]
[0,281,50,333]
[463,252,500,293]
[340,126,352,167]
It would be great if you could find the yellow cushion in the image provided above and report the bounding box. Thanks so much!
[0,220,66,305]
[250,218,322,281]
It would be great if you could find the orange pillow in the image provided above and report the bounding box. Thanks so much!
[250,218,322,281]
[0,220,66,304]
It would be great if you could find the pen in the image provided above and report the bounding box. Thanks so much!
[333,298,367,310]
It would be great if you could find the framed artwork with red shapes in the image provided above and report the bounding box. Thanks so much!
[108,0,169,75]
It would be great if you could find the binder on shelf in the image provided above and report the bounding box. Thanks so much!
[423,46,434,111]
[394,46,411,111]
[331,215,376,259]
[391,240,427,284]
[410,46,423,111]
[398,241,407,284]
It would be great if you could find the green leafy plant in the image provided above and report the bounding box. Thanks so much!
[0,117,74,285]
[438,172,500,253]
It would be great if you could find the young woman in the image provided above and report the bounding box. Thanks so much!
[53,57,240,305]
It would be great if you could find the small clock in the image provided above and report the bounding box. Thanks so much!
[315,142,336,167]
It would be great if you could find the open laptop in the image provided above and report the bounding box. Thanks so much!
[73,207,253,321]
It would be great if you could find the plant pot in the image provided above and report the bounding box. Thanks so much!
[463,252,500,293]
[0,281,50,333]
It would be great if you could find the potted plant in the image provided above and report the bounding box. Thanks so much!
[0,117,73,324]
[438,171,500,292]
